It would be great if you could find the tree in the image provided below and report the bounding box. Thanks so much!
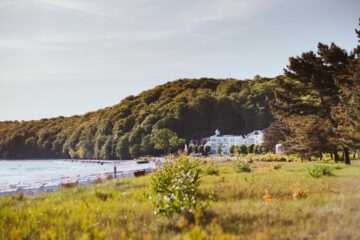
[140,135,155,156]
[25,137,37,156]
[99,136,113,160]
[115,135,130,160]
[198,145,205,155]
[68,148,78,159]
[331,21,360,161]
[151,128,185,154]
[0,74,276,160]
[259,145,266,153]
[229,145,235,155]
[188,144,196,154]
[272,36,354,163]
[253,145,260,154]
[235,146,241,155]
[247,144,255,154]
[130,144,141,159]
[204,145,211,155]
[216,145,222,155]
[263,121,286,152]
[239,145,248,155]
[194,145,199,154]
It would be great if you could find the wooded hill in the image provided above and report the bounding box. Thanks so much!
[0,78,275,159]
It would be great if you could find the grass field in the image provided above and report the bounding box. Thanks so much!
[1,157,359,240]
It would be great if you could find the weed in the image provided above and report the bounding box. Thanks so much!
[218,175,226,183]
[273,164,282,170]
[235,161,252,173]
[308,165,332,178]
[12,192,26,201]
[95,178,103,184]
[263,189,273,203]
[205,166,220,176]
[292,188,308,199]
[95,189,114,201]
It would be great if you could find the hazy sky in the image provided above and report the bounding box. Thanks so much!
[1,0,359,121]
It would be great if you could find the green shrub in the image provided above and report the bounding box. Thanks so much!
[235,161,252,173]
[95,189,114,201]
[249,153,290,162]
[273,164,282,170]
[150,156,202,217]
[239,145,248,154]
[308,165,332,178]
[205,166,220,176]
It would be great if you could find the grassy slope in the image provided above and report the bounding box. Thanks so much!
[0,159,359,240]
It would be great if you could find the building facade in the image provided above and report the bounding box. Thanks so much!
[204,129,264,155]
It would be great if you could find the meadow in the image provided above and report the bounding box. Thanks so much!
[0,156,359,240]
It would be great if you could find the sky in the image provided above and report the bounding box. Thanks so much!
[0,0,359,121]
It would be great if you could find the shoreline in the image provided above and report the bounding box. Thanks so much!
[0,159,163,197]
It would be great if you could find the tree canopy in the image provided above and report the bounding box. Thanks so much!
[271,20,360,164]
[0,77,275,160]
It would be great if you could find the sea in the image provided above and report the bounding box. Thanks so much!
[0,160,155,192]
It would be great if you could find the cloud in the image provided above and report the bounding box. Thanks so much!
[0,0,287,85]
[180,0,275,23]
[1,0,359,120]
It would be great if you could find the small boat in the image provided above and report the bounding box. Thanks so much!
[134,169,146,177]
[136,159,150,164]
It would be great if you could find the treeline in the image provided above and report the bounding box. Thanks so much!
[0,78,275,159]
[267,20,360,164]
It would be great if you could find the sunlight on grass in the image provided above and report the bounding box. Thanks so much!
[0,159,359,239]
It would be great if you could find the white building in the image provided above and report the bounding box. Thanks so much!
[246,130,264,145]
[205,129,264,155]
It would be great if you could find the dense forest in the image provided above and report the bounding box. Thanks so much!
[0,77,275,159]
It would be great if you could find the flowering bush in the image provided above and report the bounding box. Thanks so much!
[248,153,294,162]
[150,156,202,217]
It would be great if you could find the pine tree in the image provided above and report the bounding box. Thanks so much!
[331,20,360,163]
[263,121,286,152]
[272,38,353,162]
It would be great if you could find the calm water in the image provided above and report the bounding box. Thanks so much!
[0,160,155,191]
